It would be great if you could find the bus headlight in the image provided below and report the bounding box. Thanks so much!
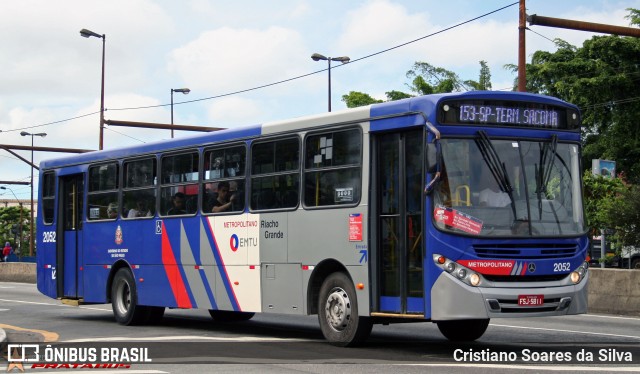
[570,261,589,284]
[469,273,481,286]
[433,254,482,287]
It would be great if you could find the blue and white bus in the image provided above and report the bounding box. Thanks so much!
[36,91,589,346]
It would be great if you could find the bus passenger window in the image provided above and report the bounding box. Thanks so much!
[87,162,119,221]
[160,152,199,217]
[123,158,157,219]
[303,129,361,208]
[250,138,300,211]
[202,145,246,214]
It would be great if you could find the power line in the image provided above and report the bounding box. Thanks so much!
[5,2,519,131]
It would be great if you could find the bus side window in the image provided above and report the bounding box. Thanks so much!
[250,138,300,211]
[87,162,119,221]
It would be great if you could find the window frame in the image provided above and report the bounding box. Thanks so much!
[201,143,247,216]
[41,171,56,225]
[302,127,363,210]
[122,156,158,220]
[249,136,301,212]
[159,151,200,217]
[86,161,120,221]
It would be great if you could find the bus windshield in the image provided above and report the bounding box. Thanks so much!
[433,136,585,237]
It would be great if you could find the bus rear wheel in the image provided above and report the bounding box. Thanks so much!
[111,268,148,325]
[631,258,640,270]
[318,272,372,347]
[208,310,255,322]
[436,319,490,341]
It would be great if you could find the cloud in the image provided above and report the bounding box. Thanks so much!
[206,96,266,127]
[167,26,310,95]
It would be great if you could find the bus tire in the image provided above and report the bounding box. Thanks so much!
[111,268,148,325]
[436,319,489,341]
[318,272,372,347]
[208,310,255,322]
[631,258,640,270]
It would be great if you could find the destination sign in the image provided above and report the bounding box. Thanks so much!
[438,100,580,130]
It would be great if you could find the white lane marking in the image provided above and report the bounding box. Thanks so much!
[491,323,640,340]
[400,364,640,371]
[64,336,310,343]
[0,298,109,312]
[0,298,57,306]
[579,313,640,322]
[0,286,16,289]
[0,308,9,311]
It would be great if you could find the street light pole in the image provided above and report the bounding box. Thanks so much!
[1,186,23,256]
[20,131,47,257]
[80,28,106,150]
[170,88,190,138]
[311,53,350,112]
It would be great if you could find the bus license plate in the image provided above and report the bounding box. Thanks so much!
[518,294,544,306]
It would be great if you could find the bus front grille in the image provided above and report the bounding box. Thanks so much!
[473,243,578,259]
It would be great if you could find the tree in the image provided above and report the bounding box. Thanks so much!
[465,60,492,91]
[607,183,640,247]
[514,9,640,183]
[582,172,624,235]
[342,61,492,108]
[341,91,383,108]
[0,205,30,256]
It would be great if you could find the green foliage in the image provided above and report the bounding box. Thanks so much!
[341,91,383,108]
[607,183,640,247]
[521,9,640,183]
[0,205,30,255]
[465,61,492,91]
[342,60,493,108]
[582,172,623,233]
[406,62,467,94]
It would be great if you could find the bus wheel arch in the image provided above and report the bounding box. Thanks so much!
[106,260,132,304]
[317,271,372,346]
[436,319,490,341]
[110,266,149,325]
[307,259,348,315]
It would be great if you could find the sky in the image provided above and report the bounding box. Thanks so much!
[1,0,639,200]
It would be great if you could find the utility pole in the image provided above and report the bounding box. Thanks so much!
[518,0,526,92]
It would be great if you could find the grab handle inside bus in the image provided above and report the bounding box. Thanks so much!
[425,139,441,195]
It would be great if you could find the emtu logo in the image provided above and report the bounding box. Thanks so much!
[229,234,239,252]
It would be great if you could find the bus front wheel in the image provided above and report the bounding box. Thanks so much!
[436,319,490,341]
[111,268,148,325]
[318,272,372,347]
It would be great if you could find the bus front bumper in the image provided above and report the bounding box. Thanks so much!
[431,271,588,320]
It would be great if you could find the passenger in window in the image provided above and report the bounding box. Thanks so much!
[107,203,118,219]
[212,181,236,213]
[127,200,151,218]
[167,192,187,215]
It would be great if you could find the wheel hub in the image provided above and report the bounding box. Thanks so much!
[324,287,351,331]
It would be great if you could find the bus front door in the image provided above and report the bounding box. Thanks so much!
[57,174,84,299]
[375,130,424,315]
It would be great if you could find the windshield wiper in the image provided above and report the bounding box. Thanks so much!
[536,135,558,217]
[475,131,517,219]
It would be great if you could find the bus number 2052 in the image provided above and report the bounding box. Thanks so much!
[42,231,56,243]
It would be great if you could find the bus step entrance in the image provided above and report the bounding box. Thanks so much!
[60,298,84,306]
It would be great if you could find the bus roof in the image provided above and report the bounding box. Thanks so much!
[40,91,575,170]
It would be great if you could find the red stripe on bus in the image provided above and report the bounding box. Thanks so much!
[161,222,192,308]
